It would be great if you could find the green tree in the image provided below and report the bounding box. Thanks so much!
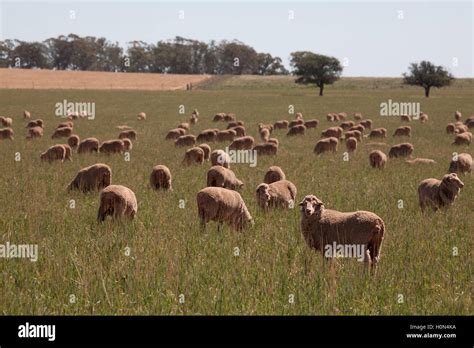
[403,61,454,97]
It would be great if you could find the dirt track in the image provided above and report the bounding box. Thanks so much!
[0,68,213,90]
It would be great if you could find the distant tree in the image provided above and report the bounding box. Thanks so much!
[290,51,342,96]
[9,40,49,68]
[403,61,454,97]
[126,41,152,72]
[217,40,258,75]
[0,40,15,67]
[256,53,289,75]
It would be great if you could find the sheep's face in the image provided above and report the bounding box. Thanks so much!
[256,184,271,204]
[443,173,464,189]
[299,195,323,217]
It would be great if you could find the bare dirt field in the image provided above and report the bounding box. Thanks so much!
[0,68,213,91]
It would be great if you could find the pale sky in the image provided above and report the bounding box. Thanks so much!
[0,0,472,77]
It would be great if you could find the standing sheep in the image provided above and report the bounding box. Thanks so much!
[314,137,338,155]
[304,119,319,129]
[24,110,31,119]
[68,163,112,192]
[40,145,67,163]
[0,128,14,140]
[388,143,414,158]
[217,129,237,142]
[27,126,43,139]
[253,143,278,156]
[211,149,231,168]
[454,111,462,121]
[345,137,358,153]
[287,125,306,136]
[260,128,271,142]
[137,112,146,120]
[274,120,289,129]
[198,144,211,160]
[321,127,343,139]
[393,126,411,137]
[52,126,73,139]
[97,185,137,222]
[263,166,286,184]
[99,139,124,154]
[119,130,137,140]
[452,132,472,146]
[0,117,12,127]
[150,165,172,191]
[369,150,387,169]
[229,136,255,150]
[359,119,372,129]
[166,128,186,140]
[448,153,472,174]
[418,173,464,211]
[67,135,80,149]
[256,180,297,210]
[122,138,133,151]
[183,147,205,165]
[197,129,218,143]
[78,138,100,154]
[207,166,244,190]
[446,124,456,134]
[368,128,387,139]
[175,134,196,147]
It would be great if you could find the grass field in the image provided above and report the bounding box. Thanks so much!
[0,75,472,315]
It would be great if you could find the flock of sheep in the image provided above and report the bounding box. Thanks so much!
[0,107,472,273]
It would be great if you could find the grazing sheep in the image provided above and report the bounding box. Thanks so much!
[259,128,271,142]
[446,123,456,134]
[267,138,279,147]
[229,136,255,150]
[224,113,236,122]
[217,129,237,142]
[166,128,186,140]
[198,144,211,160]
[192,109,199,117]
[0,128,14,140]
[175,134,196,147]
[359,119,372,129]
[393,126,412,137]
[264,166,286,184]
[321,127,343,139]
[288,119,304,128]
[60,144,73,161]
[57,121,73,129]
[256,180,297,210]
[78,137,100,154]
[454,111,462,121]
[52,126,73,139]
[274,120,289,129]
[67,135,80,149]
[207,166,244,190]
[137,112,146,120]
[0,117,12,127]
[349,125,365,134]
[304,119,319,129]
[97,185,137,222]
[353,112,363,120]
[345,137,358,153]
[340,121,355,130]
[68,163,112,192]
[122,138,133,151]
[177,122,190,131]
[452,132,472,146]
[455,124,469,134]
[40,144,66,163]
[197,187,253,231]
[389,143,414,158]
[368,128,387,139]
[24,110,31,119]
[119,130,137,141]
[183,147,205,165]
[190,114,198,124]
[448,153,472,174]
[211,149,231,168]
[230,125,246,137]
[344,130,362,142]
[26,119,44,128]
[401,115,412,122]
[466,120,474,129]
[369,150,387,169]
[99,139,124,154]
[406,158,436,165]
[314,137,338,155]
[338,112,347,121]
[253,143,278,156]
[213,113,225,122]
[419,112,429,123]
[197,129,218,143]
[299,195,385,271]
[464,116,474,125]
[150,165,172,190]
[418,173,464,211]
[27,126,43,139]
[227,121,244,129]
[287,124,306,136]
[326,113,335,122]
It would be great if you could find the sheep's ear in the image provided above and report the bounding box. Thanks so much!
[298,200,305,206]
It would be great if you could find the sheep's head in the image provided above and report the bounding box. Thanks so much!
[442,173,464,190]
[299,195,324,217]
[235,180,244,190]
[256,184,271,204]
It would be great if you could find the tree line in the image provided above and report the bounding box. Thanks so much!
[0,34,289,75]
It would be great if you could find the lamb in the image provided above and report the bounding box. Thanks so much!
[78,138,100,154]
[288,119,304,128]
[119,130,137,140]
[207,166,244,190]
[99,139,124,154]
[0,116,12,127]
[97,185,137,222]
[229,125,246,137]
[299,195,385,271]
[150,165,172,190]
[198,144,211,160]
[40,144,66,163]
[211,149,231,168]
[448,153,472,174]
[274,120,289,129]
[68,163,112,192]
[401,115,412,122]
[264,166,286,184]
[166,128,186,140]
[27,126,43,139]
[229,136,255,150]
[137,112,146,120]
[388,143,414,158]
[122,138,133,151]
[67,135,80,149]
[183,147,205,165]
[344,130,362,142]
[24,110,31,119]
[260,128,271,141]
[253,143,278,156]
[368,128,387,138]
[175,134,196,147]
[217,129,237,142]
[369,150,387,169]
[452,132,472,145]
[406,158,436,165]
[359,119,372,129]
[0,128,14,140]
[393,126,411,137]
[340,121,355,130]
[197,129,218,143]
[446,124,456,134]
[286,124,306,136]
[304,119,319,129]
[418,173,464,211]
[345,137,358,153]
[314,137,338,155]
[52,126,73,139]
[321,127,343,139]
[197,187,253,231]
[454,111,462,121]
[256,180,297,210]
[26,119,43,128]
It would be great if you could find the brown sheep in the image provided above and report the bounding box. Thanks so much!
[288,119,304,128]
[67,135,80,149]
[466,119,474,129]
[418,173,464,211]
[455,124,469,134]
[59,144,73,161]
[207,165,244,190]
[57,121,73,129]
[52,126,73,139]
[446,123,456,134]
[259,128,271,142]
[344,130,362,142]
[314,137,338,155]
[150,165,172,190]
[406,158,436,165]
[227,121,244,129]
[26,119,44,128]
[264,166,286,184]
[99,139,124,154]
[253,143,278,156]
[78,137,100,154]
[353,112,363,120]
[97,185,137,222]
[274,120,289,129]
[229,136,255,150]
[393,126,411,137]
[256,180,297,210]
[448,153,472,174]
[368,128,387,139]
[137,112,146,120]
[295,112,304,120]
[258,123,273,134]
[326,113,335,122]
[40,144,66,163]
[369,150,387,169]
[166,128,186,140]
[0,116,13,127]
[337,112,347,121]
[213,113,225,122]
[321,126,343,139]
[183,147,205,165]
[464,116,474,125]
[68,163,112,192]
[177,122,190,131]
[0,128,14,140]
[197,187,253,231]
[401,115,412,122]
[229,125,246,137]
[299,195,385,271]
[345,137,358,153]
[419,112,429,123]
[349,124,365,133]
[340,121,355,130]
[27,126,43,139]
[388,143,414,158]
[287,124,306,136]
[122,138,133,151]
[190,114,198,124]
[119,130,137,141]
[452,132,472,146]
[198,144,211,160]
[267,138,279,147]
[224,113,236,122]
[24,110,31,119]
[359,119,372,129]
[217,129,237,142]
[454,111,462,121]
[175,134,196,147]
[304,119,319,129]
[211,149,231,168]
[197,129,218,143]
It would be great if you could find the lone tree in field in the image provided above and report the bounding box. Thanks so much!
[403,61,454,97]
[290,51,343,96]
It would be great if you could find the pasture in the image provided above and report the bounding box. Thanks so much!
[0,76,472,315]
